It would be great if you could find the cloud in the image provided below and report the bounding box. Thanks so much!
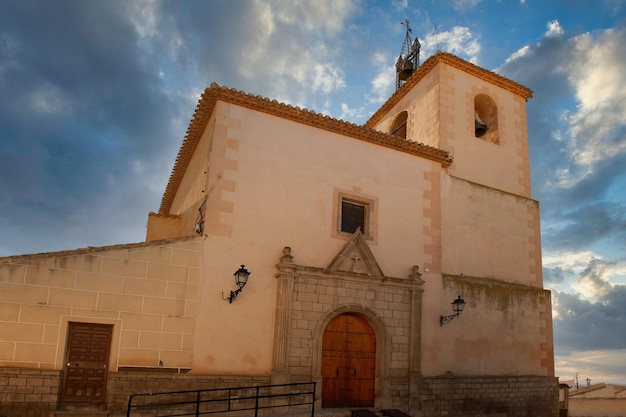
[498,20,626,383]
[450,0,483,12]
[0,0,367,256]
[499,19,626,262]
[0,0,180,255]
[155,0,357,113]
[544,20,564,38]
[236,0,353,99]
[367,52,395,104]
[556,349,626,384]
[543,267,567,286]
[392,0,408,11]
[552,259,626,353]
[505,21,626,192]
[422,26,481,63]
[572,258,620,299]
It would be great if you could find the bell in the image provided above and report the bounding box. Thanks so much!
[398,60,413,81]
[475,117,488,137]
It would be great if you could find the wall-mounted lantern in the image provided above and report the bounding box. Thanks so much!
[440,295,466,326]
[222,265,251,303]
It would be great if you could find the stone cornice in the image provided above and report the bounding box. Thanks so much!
[159,83,453,215]
[365,51,534,129]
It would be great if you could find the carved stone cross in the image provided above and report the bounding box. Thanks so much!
[351,252,361,273]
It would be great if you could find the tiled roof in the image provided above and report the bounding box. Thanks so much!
[365,51,534,128]
[0,236,198,265]
[158,84,454,215]
[570,383,607,396]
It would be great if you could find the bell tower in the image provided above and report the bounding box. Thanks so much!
[395,20,421,90]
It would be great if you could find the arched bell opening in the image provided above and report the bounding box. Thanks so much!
[474,94,499,144]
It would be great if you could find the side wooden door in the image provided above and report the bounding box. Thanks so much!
[60,322,113,404]
[321,313,376,408]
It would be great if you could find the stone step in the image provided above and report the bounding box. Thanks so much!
[55,404,109,417]
[381,409,412,417]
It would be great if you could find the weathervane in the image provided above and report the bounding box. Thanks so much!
[396,19,421,90]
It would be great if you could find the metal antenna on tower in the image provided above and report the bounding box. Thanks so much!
[395,19,421,90]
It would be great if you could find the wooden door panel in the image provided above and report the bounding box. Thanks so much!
[322,313,376,408]
[61,322,112,404]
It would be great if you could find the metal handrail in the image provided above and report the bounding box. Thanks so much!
[126,381,316,417]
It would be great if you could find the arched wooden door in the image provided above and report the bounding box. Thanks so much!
[321,313,376,408]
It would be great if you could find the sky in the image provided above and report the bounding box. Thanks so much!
[0,0,625,386]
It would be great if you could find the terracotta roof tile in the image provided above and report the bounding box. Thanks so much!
[569,383,607,396]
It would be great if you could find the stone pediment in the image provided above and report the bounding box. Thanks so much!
[327,229,384,277]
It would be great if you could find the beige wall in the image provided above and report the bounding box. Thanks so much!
[375,65,442,149]
[167,93,549,378]
[421,274,553,377]
[440,176,542,286]
[1,56,549,383]
[0,238,200,371]
[371,62,532,199]
[367,60,548,378]
[568,398,626,417]
[438,64,532,198]
[182,101,439,374]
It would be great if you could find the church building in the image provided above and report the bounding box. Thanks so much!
[0,32,558,417]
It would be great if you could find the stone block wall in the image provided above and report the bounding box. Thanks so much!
[421,375,559,417]
[0,367,270,417]
[283,268,418,410]
[388,377,410,410]
[0,237,201,371]
[0,367,60,417]
[288,273,413,376]
[108,372,270,416]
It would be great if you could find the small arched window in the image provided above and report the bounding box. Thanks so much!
[390,111,408,139]
[474,94,499,144]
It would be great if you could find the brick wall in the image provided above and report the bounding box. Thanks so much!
[421,375,559,417]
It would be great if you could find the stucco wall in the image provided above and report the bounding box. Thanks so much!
[371,61,532,199]
[437,63,532,198]
[374,65,441,148]
[187,101,439,375]
[441,176,542,286]
[568,398,626,417]
[421,274,553,377]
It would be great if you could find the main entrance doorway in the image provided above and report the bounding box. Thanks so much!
[321,313,376,408]
[60,322,113,404]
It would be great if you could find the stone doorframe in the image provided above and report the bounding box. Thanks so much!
[271,243,425,411]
